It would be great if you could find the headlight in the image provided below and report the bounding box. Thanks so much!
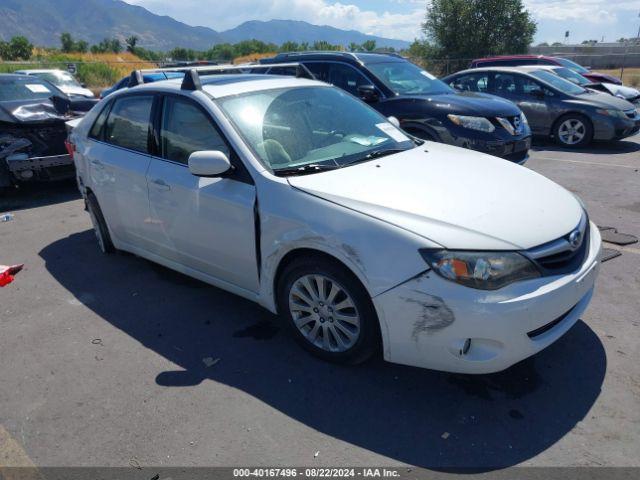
[520,112,529,125]
[596,108,627,119]
[420,250,540,290]
[447,114,495,132]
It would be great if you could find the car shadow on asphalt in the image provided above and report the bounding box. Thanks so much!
[0,180,80,213]
[531,137,640,156]
[40,230,607,471]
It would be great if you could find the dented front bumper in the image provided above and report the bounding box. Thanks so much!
[373,222,602,374]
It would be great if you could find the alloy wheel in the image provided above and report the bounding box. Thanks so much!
[558,118,586,145]
[288,274,361,352]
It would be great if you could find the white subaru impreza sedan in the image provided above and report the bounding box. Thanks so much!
[68,69,601,374]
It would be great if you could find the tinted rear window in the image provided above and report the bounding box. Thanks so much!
[104,95,153,153]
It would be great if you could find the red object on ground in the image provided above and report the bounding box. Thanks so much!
[0,264,24,287]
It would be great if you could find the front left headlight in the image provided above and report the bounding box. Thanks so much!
[420,249,540,290]
[447,114,495,133]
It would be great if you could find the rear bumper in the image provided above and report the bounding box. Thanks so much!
[5,153,75,181]
[373,222,602,374]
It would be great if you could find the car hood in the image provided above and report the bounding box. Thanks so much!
[576,91,636,110]
[287,143,583,250]
[585,72,622,85]
[60,85,95,98]
[0,99,68,124]
[599,83,640,100]
[396,91,522,117]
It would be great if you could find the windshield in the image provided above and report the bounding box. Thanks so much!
[0,77,58,101]
[218,86,414,174]
[551,67,590,86]
[530,70,587,95]
[366,61,454,95]
[34,71,81,88]
[556,58,589,74]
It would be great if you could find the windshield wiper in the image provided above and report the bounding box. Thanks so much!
[273,163,341,177]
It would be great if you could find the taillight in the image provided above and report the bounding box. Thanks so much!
[64,139,75,160]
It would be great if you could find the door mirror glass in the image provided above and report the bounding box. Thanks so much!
[357,84,379,103]
[188,150,232,177]
[387,116,400,128]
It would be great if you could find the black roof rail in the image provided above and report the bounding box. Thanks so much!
[127,62,316,92]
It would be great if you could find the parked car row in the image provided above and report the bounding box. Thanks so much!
[67,64,602,374]
[257,52,638,150]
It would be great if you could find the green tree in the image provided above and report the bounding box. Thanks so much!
[75,40,88,53]
[348,42,361,52]
[423,0,536,59]
[126,35,138,53]
[280,41,300,52]
[361,40,376,52]
[60,32,75,53]
[3,36,33,60]
[312,40,339,51]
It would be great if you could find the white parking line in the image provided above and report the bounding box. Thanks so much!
[534,156,639,169]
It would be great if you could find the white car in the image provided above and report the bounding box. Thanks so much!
[15,69,95,98]
[67,68,601,374]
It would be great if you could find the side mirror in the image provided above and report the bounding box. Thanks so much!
[387,116,400,128]
[188,150,232,177]
[357,84,379,103]
[81,83,87,88]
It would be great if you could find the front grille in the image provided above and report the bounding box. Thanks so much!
[527,303,577,338]
[527,214,590,276]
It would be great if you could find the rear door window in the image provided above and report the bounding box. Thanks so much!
[160,96,229,164]
[326,63,370,96]
[104,95,154,153]
[449,72,489,92]
[490,73,518,94]
[89,101,112,140]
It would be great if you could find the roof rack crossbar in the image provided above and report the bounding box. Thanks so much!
[127,62,316,91]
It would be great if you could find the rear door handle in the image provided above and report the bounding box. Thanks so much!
[151,178,171,191]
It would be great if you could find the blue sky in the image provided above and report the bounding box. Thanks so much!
[125,0,640,44]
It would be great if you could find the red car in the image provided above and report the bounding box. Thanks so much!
[469,55,622,85]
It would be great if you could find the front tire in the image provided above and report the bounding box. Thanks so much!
[86,192,115,254]
[277,257,380,365]
[553,114,593,147]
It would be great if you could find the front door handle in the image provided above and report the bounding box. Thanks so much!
[151,178,171,191]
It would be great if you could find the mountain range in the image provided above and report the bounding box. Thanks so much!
[0,0,410,51]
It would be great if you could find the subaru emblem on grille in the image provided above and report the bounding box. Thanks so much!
[568,229,582,250]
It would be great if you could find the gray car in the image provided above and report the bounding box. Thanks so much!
[443,67,640,147]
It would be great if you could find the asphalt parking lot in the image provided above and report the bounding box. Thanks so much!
[1,136,639,472]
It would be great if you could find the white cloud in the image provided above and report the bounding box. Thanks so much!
[525,0,636,23]
[125,0,425,41]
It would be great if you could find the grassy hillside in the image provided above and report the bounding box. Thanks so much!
[0,51,155,89]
